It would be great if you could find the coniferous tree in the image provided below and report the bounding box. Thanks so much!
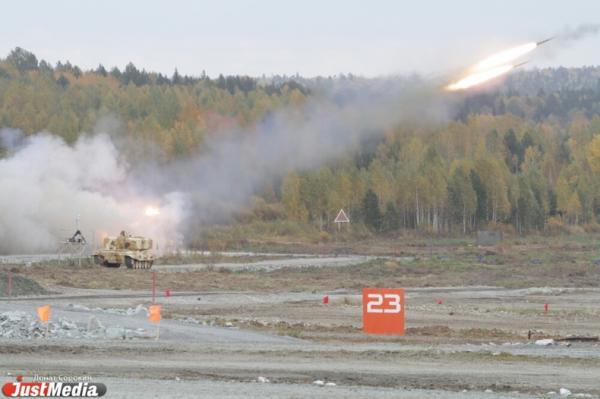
[382,202,400,232]
[362,189,382,231]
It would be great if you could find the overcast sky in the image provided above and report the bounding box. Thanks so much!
[1,0,599,77]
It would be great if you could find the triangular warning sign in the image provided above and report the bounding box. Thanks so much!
[334,209,350,223]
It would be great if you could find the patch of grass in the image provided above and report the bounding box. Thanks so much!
[0,271,52,296]
[277,327,303,338]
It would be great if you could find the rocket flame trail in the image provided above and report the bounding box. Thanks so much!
[472,42,537,72]
[446,64,515,91]
[445,39,550,91]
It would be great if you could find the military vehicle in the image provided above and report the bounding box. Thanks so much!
[93,231,154,269]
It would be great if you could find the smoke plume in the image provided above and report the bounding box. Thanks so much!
[0,77,451,254]
[0,130,182,254]
[148,78,447,213]
[557,24,600,43]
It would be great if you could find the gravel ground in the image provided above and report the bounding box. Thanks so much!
[0,301,297,344]
[15,377,547,399]
[0,250,599,398]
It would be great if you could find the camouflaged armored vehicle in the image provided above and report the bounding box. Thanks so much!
[94,231,154,269]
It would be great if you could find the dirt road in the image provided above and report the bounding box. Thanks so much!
[153,254,373,272]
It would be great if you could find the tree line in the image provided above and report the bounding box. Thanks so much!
[280,113,600,235]
[1,47,600,235]
[0,47,307,158]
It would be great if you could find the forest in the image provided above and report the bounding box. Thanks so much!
[1,47,600,237]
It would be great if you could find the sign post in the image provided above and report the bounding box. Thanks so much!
[152,272,156,304]
[334,209,350,231]
[362,288,405,335]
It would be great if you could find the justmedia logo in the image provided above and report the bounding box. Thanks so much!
[2,376,106,397]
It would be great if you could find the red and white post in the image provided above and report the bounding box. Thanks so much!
[152,272,156,304]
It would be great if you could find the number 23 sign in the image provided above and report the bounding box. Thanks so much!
[362,288,405,335]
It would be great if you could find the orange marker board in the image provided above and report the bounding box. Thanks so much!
[149,305,161,323]
[37,305,51,322]
[362,288,405,335]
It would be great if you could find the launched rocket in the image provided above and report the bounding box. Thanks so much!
[536,37,554,46]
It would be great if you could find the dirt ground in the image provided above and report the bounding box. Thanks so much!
[1,237,599,398]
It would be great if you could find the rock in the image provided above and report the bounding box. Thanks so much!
[124,329,143,339]
[68,304,90,311]
[2,311,28,322]
[127,304,146,316]
[87,316,104,332]
[485,389,493,393]
[175,377,181,382]
[313,380,325,386]
[492,352,501,356]
[535,339,555,346]
[59,319,78,330]
[105,327,125,340]
[560,387,572,397]
[257,376,270,383]
[325,382,336,387]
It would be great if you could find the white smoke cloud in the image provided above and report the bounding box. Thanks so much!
[0,130,183,254]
